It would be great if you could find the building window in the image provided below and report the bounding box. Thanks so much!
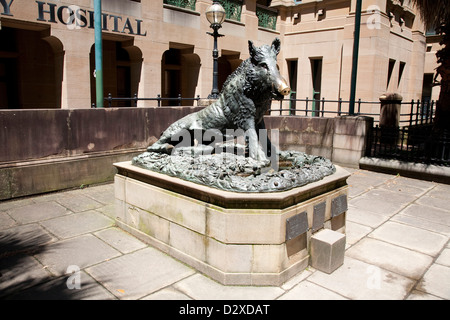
[218,0,243,22]
[256,1,277,30]
[163,0,196,11]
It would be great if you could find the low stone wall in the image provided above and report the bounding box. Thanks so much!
[265,115,373,167]
[0,108,373,200]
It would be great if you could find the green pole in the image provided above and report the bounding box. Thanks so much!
[94,0,103,108]
[349,0,362,115]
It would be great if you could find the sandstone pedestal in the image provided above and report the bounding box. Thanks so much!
[113,161,350,286]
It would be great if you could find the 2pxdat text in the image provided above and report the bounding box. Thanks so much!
[179,304,270,317]
[224,304,270,315]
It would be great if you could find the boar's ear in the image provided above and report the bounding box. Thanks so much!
[272,38,281,55]
[248,40,257,61]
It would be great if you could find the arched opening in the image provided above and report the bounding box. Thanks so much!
[90,39,143,107]
[161,44,200,106]
[0,26,64,109]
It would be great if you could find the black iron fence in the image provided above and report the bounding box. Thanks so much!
[96,93,436,128]
[95,93,202,108]
[270,96,436,127]
[367,125,449,166]
[97,93,447,165]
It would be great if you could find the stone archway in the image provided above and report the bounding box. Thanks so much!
[161,43,201,106]
[0,26,64,109]
[90,39,143,107]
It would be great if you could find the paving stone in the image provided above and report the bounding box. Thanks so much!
[377,181,426,196]
[141,287,192,300]
[86,247,195,300]
[400,203,449,227]
[393,176,436,190]
[278,280,347,300]
[436,248,450,267]
[390,214,450,236]
[40,211,114,239]
[81,183,116,205]
[55,193,104,212]
[1,224,56,255]
[7,201,70,224]
[345,221,373,246]
[94,227,147,254]
[307,257,415,300]
[8,271,117,300]
[416,264,450,299]
[346,206,390,228]
[280,268,313,291]
[0,254,51,298]
[416,195,450,212]
[0,197,35,212]
[0,212,17,230]
[406,290,443,300]
[369,221,448,256]
[35,234,121,276]
[94,203,116,219]
[349,189,415,216]
[346,238,433,279]
[173,274,284,300]
[425,186,450,200]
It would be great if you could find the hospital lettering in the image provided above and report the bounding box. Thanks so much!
[0,0,14,16]
[35,1,147,36]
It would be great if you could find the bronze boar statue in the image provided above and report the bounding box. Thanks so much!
[147,38,290,163]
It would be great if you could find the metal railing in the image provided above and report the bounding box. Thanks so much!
[256,4,277,30]
[367,125,449,166]
[163,0,196,11]
[98,94,436,127]
[218,0,243,22]
[95,93,201,108]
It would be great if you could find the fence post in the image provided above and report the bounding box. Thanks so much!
[107,93,112,108]
[157,94,161,107]
[409,99,414,127]
[415,99,420,125]
[321,98,325,117]
[338,98,342,116]
[178,94,182,106]
[305,97,309,116]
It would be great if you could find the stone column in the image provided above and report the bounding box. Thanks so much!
[379,93,402,144]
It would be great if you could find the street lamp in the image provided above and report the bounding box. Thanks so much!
[205,1,226,99]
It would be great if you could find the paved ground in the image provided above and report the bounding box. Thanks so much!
[0,167,449,300]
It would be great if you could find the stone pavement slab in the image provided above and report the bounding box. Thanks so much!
[34,234,121,276]
[173,274,285,300]
[346,238,433,279]
[277,281,347,300]
[85,247,195,300]
[40,211,114,239]
[8,271,117,300]
[416,264,450,299]
[94,227,147,254]
[369,221,448,256]
[7,202,70,224]
[306,257,415,300]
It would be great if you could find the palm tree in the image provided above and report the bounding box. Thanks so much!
[410,0,450,131]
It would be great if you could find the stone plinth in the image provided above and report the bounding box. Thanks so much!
[113,161,350,286]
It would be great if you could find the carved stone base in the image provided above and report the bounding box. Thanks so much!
[113,161,350,286]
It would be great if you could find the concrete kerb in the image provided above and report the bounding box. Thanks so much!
[359,157,450,184]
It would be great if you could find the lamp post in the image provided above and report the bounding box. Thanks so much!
[94,0,103,108]
[206,1,226,99]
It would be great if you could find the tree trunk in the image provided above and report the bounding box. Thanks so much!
[434,24,450,131]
